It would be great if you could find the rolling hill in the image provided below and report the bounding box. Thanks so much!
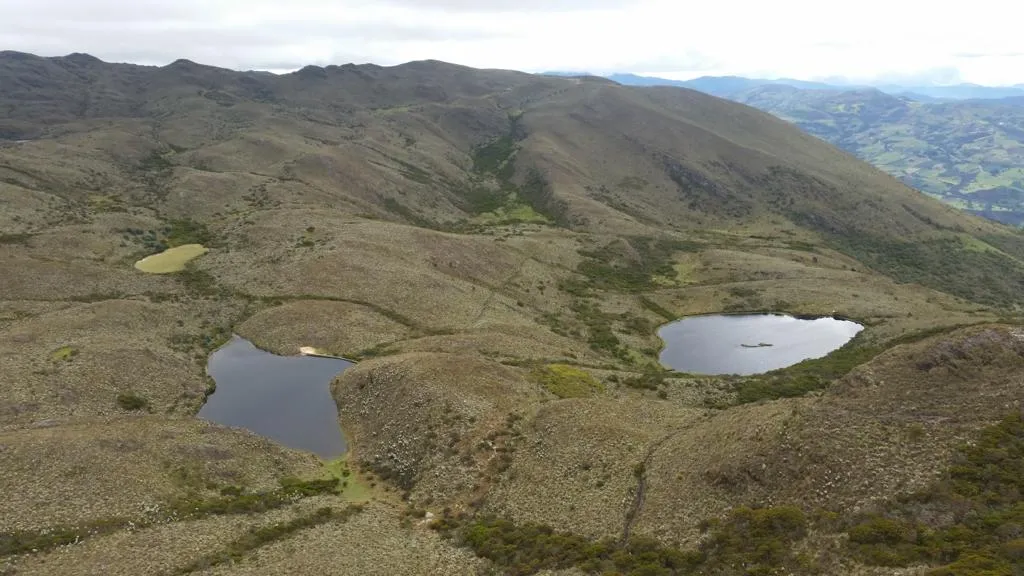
[1,52,1023,575]
[575,72,1024,101]
[567,71,1024,225]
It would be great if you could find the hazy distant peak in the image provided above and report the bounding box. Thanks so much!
[166,58,201,68]
[62,53,102,65]
[296,64,328,78]
[0,50,41,62]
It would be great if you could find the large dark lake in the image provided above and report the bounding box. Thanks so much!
[199,336,351,459]
[657,314,863,375]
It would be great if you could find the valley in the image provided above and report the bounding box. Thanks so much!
[1,52,1022,575]
[582,72,1024,226]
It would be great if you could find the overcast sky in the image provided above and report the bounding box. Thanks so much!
[4,0,1024,85]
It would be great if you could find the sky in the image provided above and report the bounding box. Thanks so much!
[3,0,1024,86]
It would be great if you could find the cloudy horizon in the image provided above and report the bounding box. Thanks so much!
[4,0,1024,86]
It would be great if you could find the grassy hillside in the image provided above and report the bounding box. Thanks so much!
[592,73,1024,225]
[1,52,1022,575]
[694,83,1024,225]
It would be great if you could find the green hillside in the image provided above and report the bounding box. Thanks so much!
[706,84,1024,225]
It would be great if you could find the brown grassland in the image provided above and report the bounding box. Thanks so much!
[1,52,1022,575]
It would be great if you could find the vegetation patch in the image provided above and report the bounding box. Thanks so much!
[819,228,1024,309]
[473,203,551,226]
[169,321,233,357]
[0,477,343,559]
[622,372,666,391]
[323,457,373,501]
[431,505,812,575]
[382,197,441,229]
[165,219,215,247]
[699,506,811,574]
[530,364,604,399]
[468,115,570,227]
[163,477,341,521]
[50,345,77,362]
[519,169,571,227]
[124,219,217,258]
[473,131,519,181]
[0,518,132,558]
[640,296,678,322]
[456,183,510,215]
[174,505,364,574]
[729,335,879,404]
[134,244,209,274]
[571,299,627,359]
[729,324,972,405]
[0,232,32,245]
[432,515,699,575]
[576,236,701,293]
[843,413,1024,574]
[116,392,151,412]
[173,262,223,296]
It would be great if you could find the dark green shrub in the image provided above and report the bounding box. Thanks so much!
[164,218,215,247]
[846,414,1024,572]
[116,392,149,411]
[700,506,809,574]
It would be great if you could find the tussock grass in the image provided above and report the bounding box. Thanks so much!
[50,345,77,361]
[115,392,150,412]
[0,477,342,558]
[729,322,976,405]
[431,505,810,575]
[173,504,364,574]
[844,413,1024,574]
[531,364,604,399]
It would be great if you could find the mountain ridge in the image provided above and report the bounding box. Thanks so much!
[543,69,1024,224]
[1,51,1022,576]
[545,69,1024,101]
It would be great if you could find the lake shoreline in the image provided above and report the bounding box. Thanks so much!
[656,313,864,376]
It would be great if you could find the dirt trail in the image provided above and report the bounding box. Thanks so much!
[620,431,675,544]
[470,253,531,328]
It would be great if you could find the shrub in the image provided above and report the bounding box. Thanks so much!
[0,232,32,245]
[175,263,219,295]
[845,413,1024,572]
[925,553,1013,576]
[640,296,677,322]
[435,515,702,575]
[701,506,809,573]
[51,345,78,362]
[435,506,811,576]
[176,504,362,573]
[164,218,215,247]
[623,373,664,391]
[531,364,605,399]
[576,236,698,293]
[116,392,150,411]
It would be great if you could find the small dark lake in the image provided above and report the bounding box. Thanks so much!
[199,335,351,459]
[657,314,863,375]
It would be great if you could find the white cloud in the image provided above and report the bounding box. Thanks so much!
[2,0,1023,85]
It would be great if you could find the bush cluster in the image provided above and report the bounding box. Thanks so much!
[433,505,812,576]
[845,413,1024,574]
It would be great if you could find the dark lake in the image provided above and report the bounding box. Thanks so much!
[657,314,864,375]
[199,335,351,459]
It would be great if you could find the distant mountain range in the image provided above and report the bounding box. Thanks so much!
[546,72,1024,225]
[544,71,1024,101]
